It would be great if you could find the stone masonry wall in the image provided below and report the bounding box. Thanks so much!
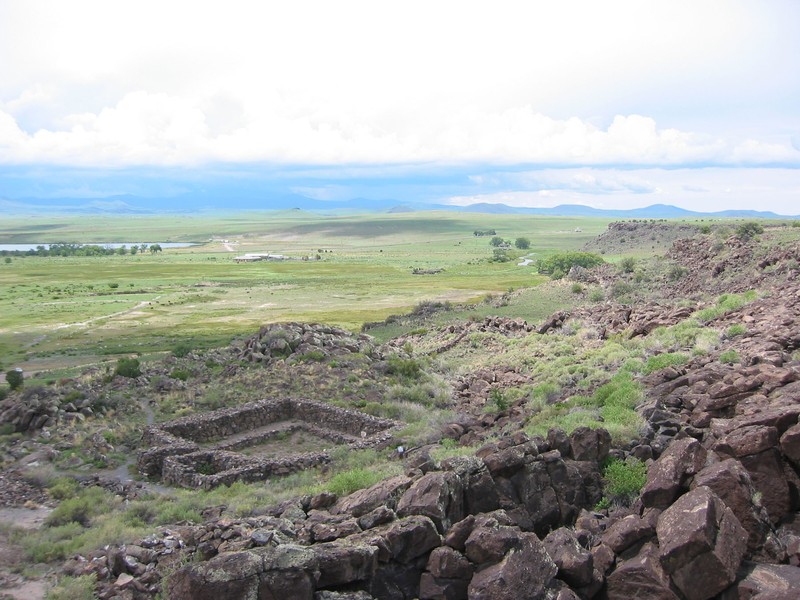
[137,398,399,488]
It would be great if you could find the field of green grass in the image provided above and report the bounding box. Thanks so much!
[0,211,612,371]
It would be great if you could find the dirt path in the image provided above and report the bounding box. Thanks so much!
[0,507,52,600]
[55,295,162,330]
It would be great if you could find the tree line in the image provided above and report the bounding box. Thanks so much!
[0,243,163,257]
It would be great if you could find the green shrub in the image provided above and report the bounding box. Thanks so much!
[169,368,190,381]
[299,350,326,362]
[719,350,739,365]
[643,352,689,374]
[610,280,633,299]
[5,369,23,391]
[571,283,583,294]
[602,457,648,505]
[514,237,531,249]
[46,487,117,527]
[792,221,800,228]
[668,265,688,281]
[589,289,605,302]
[108,282,119,289]
[736,221,764,239]
[536,252,604,279]
[172,342,192,358]
[63,390,84,403]
[726,324,747,338]
[327,468,383,496]
[114,357,141,379]
[45,574,97,600]
[619,257,636,273]
[489,388,509,412]
[699,224,712,234]
[386,356,421,379]
[47,477,80,501]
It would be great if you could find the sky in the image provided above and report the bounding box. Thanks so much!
[1,0,799,213]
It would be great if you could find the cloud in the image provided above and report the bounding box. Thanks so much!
[1,93,798,168]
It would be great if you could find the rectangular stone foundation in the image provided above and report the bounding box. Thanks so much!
[137,398,399,489]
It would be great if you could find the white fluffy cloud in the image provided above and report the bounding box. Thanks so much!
[1,93,798,167]
[1,1,799,169]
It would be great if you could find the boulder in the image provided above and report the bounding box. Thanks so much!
[739,449,792,523]
[721,562,800,600]
[397,472,464,533]
[312,542,378,589]
[332,475,413,517]
[569,427,611,462]
[606,542,678,600]
[691,459,770,553]
[780,423,800,466]
[641,437,707,509]
[168,547,302,600]
[419,572,469,600]
[713,425,780,459]
[357,506,396,531]
[420,547,473,600]
[426,546,474,580]
[370,515,441,564]
[542,527,593,588]
[467,532,557,600]
[464,525,521,566]
[656,486,747,600]
[602,513,656,555]
[443,515,476,552]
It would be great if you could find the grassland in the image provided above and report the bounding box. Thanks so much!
[0,211,611,371]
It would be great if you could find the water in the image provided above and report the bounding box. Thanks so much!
[0,242,197,251]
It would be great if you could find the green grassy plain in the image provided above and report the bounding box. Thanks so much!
[0,211,611,371]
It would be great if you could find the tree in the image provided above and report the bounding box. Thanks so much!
[514,237,531,250]
[130,245,138,255]
[492,248,510,262]
[536,251,605,279]
[489,236,504,247]
[5,369,23,391]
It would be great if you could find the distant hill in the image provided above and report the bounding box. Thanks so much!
[1,194,796,219]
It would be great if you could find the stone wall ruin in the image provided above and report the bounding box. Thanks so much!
[137,398,399,489]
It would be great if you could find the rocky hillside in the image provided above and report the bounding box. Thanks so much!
[3,223,800,599]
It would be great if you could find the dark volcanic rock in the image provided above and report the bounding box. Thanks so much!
[543,527,593,588]
[656,486,747,600]
[466,531,557,600]
[396,471,464,534]
[721,562,800,600]
[606,542,678,600]
[602,513,656,555]
[332,475,413,517]
[641,437,707,509]
[691,459,770,553]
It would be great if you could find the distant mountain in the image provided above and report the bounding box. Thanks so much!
[1,194,796,219]
[446,202,794,219]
